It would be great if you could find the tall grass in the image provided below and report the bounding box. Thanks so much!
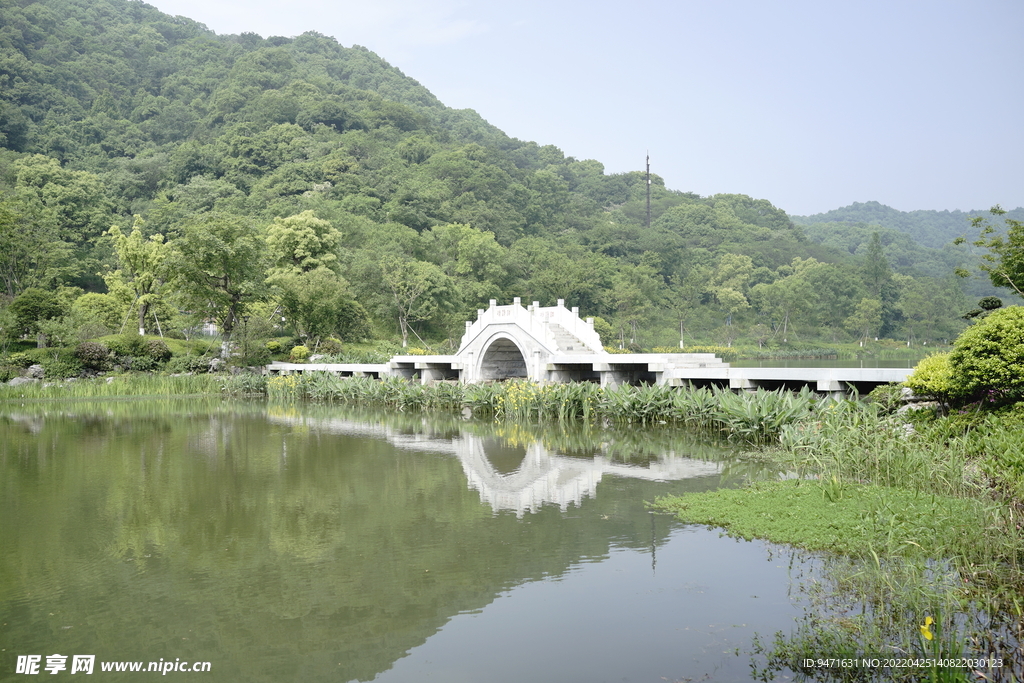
[0,373,224,400]
[261,374,817,442]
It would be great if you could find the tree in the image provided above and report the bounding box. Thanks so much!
[904,353,960,413]
[378,255,449,347]
[276,268,370,344]
[0,198,73,298]
[844,298,883,342]
[167,213,266,352]
[265,210,342,279]
[750,258,817,339]
[963,205,1024,298]
[104,217,170,335]
[862,231,891,297]
[707,253,754,326]
[9,288,64,346]
[607,259,665,345]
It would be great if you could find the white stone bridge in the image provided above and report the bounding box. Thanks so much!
[267,298,911,397]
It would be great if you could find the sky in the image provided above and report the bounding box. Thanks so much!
[147,0,1023,216]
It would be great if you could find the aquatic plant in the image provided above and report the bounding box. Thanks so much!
[0,373,224,400]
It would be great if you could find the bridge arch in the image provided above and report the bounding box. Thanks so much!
[477,333,529,381]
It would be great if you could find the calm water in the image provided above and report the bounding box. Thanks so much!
[0,400,808,682]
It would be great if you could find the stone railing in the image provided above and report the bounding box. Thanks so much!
[457,298,604,354]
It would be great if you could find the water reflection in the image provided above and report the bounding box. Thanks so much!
[1,400,796,682]
[263,409,725,517]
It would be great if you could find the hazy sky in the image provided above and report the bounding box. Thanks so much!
[147,0,1023,216]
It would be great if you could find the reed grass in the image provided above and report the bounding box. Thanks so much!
[260,374,817,442]
[0,373,224,400]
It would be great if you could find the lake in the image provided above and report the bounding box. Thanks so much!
[1,399,810,682]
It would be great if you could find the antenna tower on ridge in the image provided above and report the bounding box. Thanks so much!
[645,152,651,230]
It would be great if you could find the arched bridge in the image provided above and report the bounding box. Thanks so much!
[267,298,913,396]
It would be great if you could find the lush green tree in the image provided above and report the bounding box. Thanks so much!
[167,213,266,348]
[607,258,665,345]
[9,287,64,345]
[904,352,960,411]
[844,298,883,342]
[265,210,342,279]
[10,155,114,244]
[862,231,891,297]
[669,264,712,347]
[706,253,754,325]
[71,292,125,334]
[965,206,1024,298]
[103,217,169,336]
[750,258,817,339]
[0,197,72,297]
[378,254,451,347]
[276,268,369,344]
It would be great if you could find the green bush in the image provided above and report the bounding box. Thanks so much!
[40,352,83,379]
[0,365,17,382]
[166,355,212,374]
[121,355,157,372]
[233,345,271,367]
[265,340,282,353]
[289,345,310,362]
[144,339,172,363]
[904,352,961,404]
[4,352,34,368]
[318,337,343,354]
[73,341,111,369]
[866,383,904,414]
[949,306,1024,399]
[106,333,147,357]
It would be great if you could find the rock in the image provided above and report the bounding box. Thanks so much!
[8,376,38,387]
[896,401,939,414]
[208,358,225,372]
[26,364,44,379]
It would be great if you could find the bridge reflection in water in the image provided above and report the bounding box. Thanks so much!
[264,412,722,517]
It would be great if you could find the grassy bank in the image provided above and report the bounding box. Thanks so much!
[655,402,1024,681]
[0,373,225,400]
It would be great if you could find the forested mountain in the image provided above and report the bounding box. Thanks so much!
[0,0,998,350]
[793,201,1024,250]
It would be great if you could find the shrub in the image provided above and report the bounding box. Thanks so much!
[949,306,1024,399]
[144,339,172,363]
[233,345,271,367]
[0,365,17,382]
[107,333,147,357]
[4,352,34,368]
[265,340,282,353]
[121,355,158,372]
[166,355,212,374]
[904,352,961,405]
[866,383,904,414]
[40,352,83,379]
[317,337,343,354]
[74,341,111,369]
[289,345,310,362]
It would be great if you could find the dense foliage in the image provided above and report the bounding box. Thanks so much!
[0,0,1012,353]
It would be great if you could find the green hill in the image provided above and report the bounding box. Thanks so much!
[0,0,1000,350]
[793,201,1024,249]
